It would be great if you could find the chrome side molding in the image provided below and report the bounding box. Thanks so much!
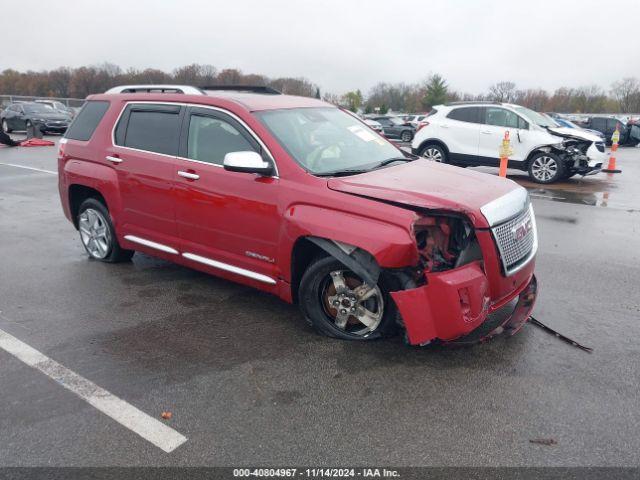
[123,235,179,254]
[182,252,276,285]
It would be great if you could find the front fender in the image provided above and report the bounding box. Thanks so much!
[281,204,418,281]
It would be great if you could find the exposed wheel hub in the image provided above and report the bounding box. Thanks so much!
[322,270,384,336]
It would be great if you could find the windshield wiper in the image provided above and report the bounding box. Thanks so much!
[316,169,370,177]
[374,156,416,168]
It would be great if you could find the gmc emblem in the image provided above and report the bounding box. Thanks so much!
[512,219,532,241]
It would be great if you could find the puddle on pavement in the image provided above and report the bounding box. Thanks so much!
[507,173,638,211]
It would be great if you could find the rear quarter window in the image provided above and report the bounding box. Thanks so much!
[64,101,110,141]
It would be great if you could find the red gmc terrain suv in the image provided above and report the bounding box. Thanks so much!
[58,85,538,346]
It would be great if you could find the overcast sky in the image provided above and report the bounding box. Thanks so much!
[5,0,640,95]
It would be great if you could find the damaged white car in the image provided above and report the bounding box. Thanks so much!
[411,102,608,183]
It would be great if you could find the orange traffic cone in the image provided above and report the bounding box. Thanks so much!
[603,128,622,173]
[499,131,511,177]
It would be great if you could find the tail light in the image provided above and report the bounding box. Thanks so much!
[57,137,67,161]
[416,121,430,132]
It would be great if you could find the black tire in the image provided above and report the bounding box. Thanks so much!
[401,130,413,142]
[527,152,565,184]
[418,143,447,163]
[77,198,134,263]
[2,119,11,133]
[298,256,399,341]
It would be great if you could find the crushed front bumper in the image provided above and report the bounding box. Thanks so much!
[391,261,537,346]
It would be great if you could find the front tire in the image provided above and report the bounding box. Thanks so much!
[528,152,565,183]
[418,144,447,163]
[298,257,399,341]
[2,119,12,133]
[77,198,134,263]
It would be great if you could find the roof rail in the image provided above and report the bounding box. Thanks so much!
[105,85,206,95]
[201,85,281,95]
[445,101,502,106]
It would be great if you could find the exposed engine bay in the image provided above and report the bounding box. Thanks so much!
[413,215,482,274]
[543,129,603,174]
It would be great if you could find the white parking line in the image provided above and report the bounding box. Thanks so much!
[0,327,187,453]
[0,162,57,175]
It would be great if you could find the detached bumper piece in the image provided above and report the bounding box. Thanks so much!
[391,262,537,346]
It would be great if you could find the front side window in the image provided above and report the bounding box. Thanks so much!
[187,114,256,165]
[117,105,181,156]
[485,107,521,128]
[256,107,402,175]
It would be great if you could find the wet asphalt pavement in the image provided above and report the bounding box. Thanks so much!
[1,138,639,467]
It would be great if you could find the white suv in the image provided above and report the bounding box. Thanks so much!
[411,102,607,183]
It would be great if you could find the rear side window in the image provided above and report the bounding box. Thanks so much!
[447,107,480,123]
[65,101,109,141]
[115,104,181,156]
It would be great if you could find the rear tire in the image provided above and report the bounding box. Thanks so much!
[418,143,447,163]
[401,130,413,142]
[77,198,134,263]
[298,256,399,341]
[528,152,565,184]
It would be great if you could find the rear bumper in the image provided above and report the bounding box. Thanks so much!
[391,261,537,346]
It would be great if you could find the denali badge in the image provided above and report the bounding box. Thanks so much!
[512,219,533,241]
[245,251,275,263]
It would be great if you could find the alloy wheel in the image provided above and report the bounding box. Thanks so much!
[531,156,558,182]
[401,131,412,142]
[422,147,443,162]
[320,270,384,336]
[79,208,112,259]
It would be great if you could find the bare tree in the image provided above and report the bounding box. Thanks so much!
[611,77,640,113]
[488,81,517,103]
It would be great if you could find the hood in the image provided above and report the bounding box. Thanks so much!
[327,160,524,228]
[547,127,601,143]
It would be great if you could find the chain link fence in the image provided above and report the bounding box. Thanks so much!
[0,94,85,110]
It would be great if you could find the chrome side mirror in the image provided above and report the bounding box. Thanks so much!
[223,151,273,176]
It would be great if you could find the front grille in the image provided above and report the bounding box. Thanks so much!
[491,204,537,275]
[595,142,605,152]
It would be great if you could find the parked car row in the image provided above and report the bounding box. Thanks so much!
[1,101,73,134]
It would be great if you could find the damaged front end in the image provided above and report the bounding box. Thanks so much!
[544,131,606,176]
[390,206,537,346]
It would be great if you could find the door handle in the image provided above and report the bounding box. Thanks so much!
[106,156,123,163]
[178,170,200,180]
[481,130,492,134]
[440,125,449,128]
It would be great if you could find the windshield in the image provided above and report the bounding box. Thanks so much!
[24,103,54,114]
[514,106,559,128]
[256,107,403,175]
